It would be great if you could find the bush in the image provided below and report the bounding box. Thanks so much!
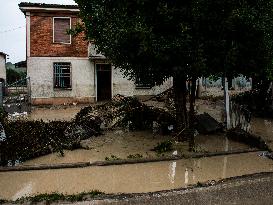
[152,140,174,154]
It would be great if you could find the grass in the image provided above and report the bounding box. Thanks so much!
[152,140,174,154]
[105,155,121,161]
[127,154,143,159]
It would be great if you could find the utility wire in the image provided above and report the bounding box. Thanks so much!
[0,26,24,34]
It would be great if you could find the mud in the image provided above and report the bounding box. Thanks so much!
[0,152,272,201]
[28,106,84,121]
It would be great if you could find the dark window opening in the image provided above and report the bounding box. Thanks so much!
[53,62,71,89]
[135,75,153,89]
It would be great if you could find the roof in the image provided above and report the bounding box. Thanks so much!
[19,2,79,13]
[0,52,7,57]
[0,52,8,61]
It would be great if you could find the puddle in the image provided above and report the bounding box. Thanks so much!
[1,152,272,200]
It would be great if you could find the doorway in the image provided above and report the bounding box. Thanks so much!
[96,64,112,101]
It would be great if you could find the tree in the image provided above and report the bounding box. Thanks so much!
[75,0,273,148]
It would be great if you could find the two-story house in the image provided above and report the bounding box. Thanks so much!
[19,2,172,105]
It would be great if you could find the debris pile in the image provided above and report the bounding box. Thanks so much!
[0,95,176,166]
[0,112,102,166]
[75,95,175,131]
[195,112,223,134]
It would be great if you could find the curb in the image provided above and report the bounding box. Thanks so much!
[0,149,261,172]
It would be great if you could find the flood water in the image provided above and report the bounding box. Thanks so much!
[20,131,252,167]
[250,118,273,139]
[1,152,272,201]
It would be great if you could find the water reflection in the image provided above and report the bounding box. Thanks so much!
[222,137,229,178]
[184,168,189,185]
[168,162,176,184]
[12,182,33,201]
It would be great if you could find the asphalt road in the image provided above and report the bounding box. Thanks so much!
[60,172,273,205]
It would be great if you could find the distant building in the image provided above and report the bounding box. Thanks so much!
[14,61,27,73]
[0,52,7,82]
[19,2,172,105]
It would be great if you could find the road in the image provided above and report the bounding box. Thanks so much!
[59,172,273,205]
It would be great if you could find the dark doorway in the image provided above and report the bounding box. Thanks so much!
[96,64,112,101]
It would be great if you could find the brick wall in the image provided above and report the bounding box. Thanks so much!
[30,12,88,57]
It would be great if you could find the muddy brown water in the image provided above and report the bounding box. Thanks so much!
[0,152,272,201]
[21,131,251,166]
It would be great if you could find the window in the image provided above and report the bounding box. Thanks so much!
[135,75,153,89]
[53,62,71,89]
[53,17,71,44]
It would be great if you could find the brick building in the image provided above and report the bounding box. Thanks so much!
[19,2,172,105]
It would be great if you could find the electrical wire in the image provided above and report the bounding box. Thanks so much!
[0,26,24,34]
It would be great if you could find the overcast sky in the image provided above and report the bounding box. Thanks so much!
[0,0,76,63]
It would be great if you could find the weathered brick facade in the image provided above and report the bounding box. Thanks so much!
[30,12,88,57]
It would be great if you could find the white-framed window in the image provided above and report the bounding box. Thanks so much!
[53,62,72,89]
[53,17,71,44]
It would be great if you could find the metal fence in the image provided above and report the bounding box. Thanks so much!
[0,77,31,114]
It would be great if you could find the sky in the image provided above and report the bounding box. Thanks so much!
[0,0,76,63]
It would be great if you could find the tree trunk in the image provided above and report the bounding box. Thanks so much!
[173,75,188,132]
[189,77,196,151]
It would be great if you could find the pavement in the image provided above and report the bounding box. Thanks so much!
[58,172,273,205]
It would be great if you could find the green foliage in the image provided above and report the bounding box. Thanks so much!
[105,155,121,161]
[75,0,273,81]
[152,140,174,154]
[127,154,143,159]
[232,82,273,117]
[6,69,26,85]
[74,0,273,132]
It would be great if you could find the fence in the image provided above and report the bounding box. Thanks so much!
[0,77,31,114]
